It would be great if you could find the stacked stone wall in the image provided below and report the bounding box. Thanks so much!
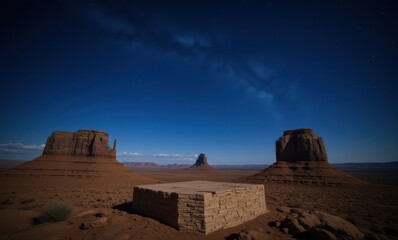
[133,182,267,234]
[132,188,179,228]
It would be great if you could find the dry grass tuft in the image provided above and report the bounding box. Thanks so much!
[33,203,73,224]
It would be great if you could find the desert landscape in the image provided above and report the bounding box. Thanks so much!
[1,1,397,240]
[0,129,397,240]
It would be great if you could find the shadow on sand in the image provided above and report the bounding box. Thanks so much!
[111,202,134,214]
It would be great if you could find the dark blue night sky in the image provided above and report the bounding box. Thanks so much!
[1,0,397,164]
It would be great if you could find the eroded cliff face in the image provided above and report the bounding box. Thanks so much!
[189,153,213,170]
[276,129,328,163]
[247,129,366,185]
[43,130,116,158]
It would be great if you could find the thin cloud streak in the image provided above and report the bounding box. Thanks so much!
[89,4,286,104]
[117,151,196,161]
[0,143,45,154]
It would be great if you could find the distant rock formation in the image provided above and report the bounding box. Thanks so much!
[189,153,213,170]
[247,129,366,185]
[276,129,327,162]
[122,162,190,169]
[43,130,116,158]
[2,130,156,182]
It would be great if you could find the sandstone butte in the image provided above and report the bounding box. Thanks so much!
[247,128,367,185]
[5,130,150,181]
[187,153,214,171]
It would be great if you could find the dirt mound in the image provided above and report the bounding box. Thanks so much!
[247,129,367,185]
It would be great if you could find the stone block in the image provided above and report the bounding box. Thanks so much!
[132,181,267,234]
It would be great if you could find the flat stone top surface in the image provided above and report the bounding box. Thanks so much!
[135,181,262,194]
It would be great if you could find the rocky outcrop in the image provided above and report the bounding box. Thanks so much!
[247,129,366,185]
[270,208,365,240]
[43,130,116,158]
[276,129,327,162]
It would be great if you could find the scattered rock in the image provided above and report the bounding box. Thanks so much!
[95,212,107,218]
[268,221,281,228]
[90,217,108,228]
[310,228,337,240]
[273,207,364,240]
[297,211,321,229]
[79,223,89,230]
[314,211,365,239]
[235,229,270,240]
[276,206,290,214]
[285,218,305,235]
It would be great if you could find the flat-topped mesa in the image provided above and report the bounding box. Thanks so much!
[246,128,367,185]
[276,128,328,163]
[43,130,117,158]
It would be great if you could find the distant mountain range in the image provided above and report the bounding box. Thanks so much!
[122,162,190,168]
[121,162,268,169]
[90,161,398,170]
[333,161,398,171]
[1,159,397,171]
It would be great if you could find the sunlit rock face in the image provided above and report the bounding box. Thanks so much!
[43,130,116,158]
[276,129,328,163]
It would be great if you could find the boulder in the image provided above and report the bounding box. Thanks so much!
[297,211,321,229]
[310,228,337,240]
[314,211,365,240]
[275,207,364,240]
[235,229,272,240]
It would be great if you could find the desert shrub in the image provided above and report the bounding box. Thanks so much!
[33,203,73,224]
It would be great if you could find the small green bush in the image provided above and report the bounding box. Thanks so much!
[33,203,73,224]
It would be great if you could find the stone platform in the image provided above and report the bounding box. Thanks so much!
[132,181,267,234]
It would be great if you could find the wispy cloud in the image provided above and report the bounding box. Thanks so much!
[117,151,196,161]
[152,153,196,161]
[119,152,143,157]
[0,143,45,154]
[88,3,287,104]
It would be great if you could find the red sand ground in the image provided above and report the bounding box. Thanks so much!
[0,160,397,240]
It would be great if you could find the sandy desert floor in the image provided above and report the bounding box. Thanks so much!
[0,164,397,240]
